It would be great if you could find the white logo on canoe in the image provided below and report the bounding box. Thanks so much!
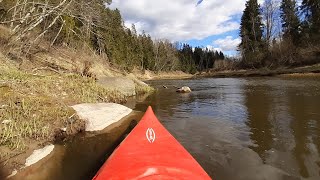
[146,128,156,143]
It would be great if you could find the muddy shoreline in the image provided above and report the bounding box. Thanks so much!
[198,64,320,78]
[1,111,144,180]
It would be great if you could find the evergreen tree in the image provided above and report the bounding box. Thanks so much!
[219,51,225,60]
[280,0,301,44]
[0,0,227,73]
[301,0,320,44]
[239,0,265,67]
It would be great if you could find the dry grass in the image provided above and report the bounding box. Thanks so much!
[0,96,72,150]
[0,64,127,153]
[0,25,10,45]
[135,83,155,95]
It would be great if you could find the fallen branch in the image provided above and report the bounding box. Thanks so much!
[32,66,62,74]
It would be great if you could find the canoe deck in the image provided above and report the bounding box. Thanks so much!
[93,106,211,179]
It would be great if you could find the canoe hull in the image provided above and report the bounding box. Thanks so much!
[93,106,211,180]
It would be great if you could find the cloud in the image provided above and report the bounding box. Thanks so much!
[109,0,247,41]
[206,45,222,52]
[213,36,241,51]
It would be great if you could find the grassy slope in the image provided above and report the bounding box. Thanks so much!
[0,56,135,173]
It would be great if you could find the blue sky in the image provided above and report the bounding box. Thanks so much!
[109,0,251,56]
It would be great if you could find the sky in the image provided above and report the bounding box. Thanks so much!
[109,0,265,56]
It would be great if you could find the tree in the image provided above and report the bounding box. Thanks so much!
[0,0,226,73]
[262,0,280,46]
[280,0,301,44]
[239,0,266,67]
[301,0,320,44]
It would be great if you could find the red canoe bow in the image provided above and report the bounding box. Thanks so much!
[93,106,211,180]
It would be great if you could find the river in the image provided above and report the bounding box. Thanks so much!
[133,77,320,180]
[11,76,320,180]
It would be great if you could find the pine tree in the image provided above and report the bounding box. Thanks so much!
[301,0,320,44]
[239,0,265,67]
[280,0,300,44]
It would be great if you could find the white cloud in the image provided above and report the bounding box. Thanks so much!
[213,36,241,51]
[109,0,247,41]
[206,45,222,52]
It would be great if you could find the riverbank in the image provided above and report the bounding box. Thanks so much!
[6,110,144,180]
[132,69,193,80]
[201,63,320,78]
[0,52,153,178]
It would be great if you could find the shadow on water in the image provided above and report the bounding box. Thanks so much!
[11,112,142,180]
[85,119,138,180]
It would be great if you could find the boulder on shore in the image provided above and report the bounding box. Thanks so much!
[176,86,192,93]
[71,103,132,132]
[98,77,136,97]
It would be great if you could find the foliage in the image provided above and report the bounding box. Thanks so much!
[239,0,320,68]
[280,0,300,44]
[301,0,320,44]
[178,44,224,73]
[0,0,226,74]
[239,0,266,68]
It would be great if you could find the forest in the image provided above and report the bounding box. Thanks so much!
[239,0,320,68]
[1,0,318,73]
[0,0,225,74]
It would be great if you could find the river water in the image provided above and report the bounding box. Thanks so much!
[133,77,320,180]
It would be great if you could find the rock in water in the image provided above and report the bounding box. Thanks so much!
[98,77,136,97]
[176,86,192,93]
[71,103,132,131]
[24,144,55,167]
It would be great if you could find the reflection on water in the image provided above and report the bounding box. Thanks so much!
[134,77,320,180]
[245,84,273,162]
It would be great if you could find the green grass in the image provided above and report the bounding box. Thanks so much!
[0,97,63,150]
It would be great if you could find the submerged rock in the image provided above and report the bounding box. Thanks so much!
[176,86,192,93]
[71,103,132,132]
[24,144,55,167]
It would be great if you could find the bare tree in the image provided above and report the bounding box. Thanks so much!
[262,0,280,46]
[0,0,110,56]
[153,39,179,71]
